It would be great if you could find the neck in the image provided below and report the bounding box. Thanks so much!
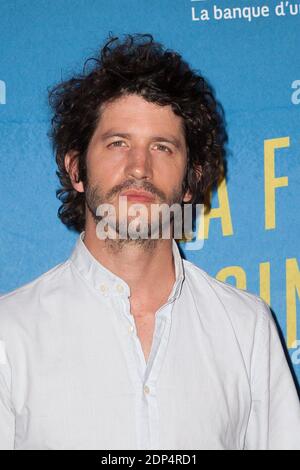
[82,221,176,302]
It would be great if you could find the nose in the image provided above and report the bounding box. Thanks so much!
[125,145,153,181]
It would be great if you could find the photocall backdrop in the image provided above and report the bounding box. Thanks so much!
[0,0,299,386]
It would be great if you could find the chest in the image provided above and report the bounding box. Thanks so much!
[131,313,156,363]
[129,296,165,362]
[14,299,250,450]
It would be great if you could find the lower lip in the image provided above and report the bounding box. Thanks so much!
[121,194,155,202]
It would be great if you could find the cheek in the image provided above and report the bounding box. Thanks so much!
[156,159,186,185]
[87,155,123,187]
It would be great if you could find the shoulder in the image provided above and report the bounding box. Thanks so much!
[182,258,273,330]
[0,260,72,332]
[182,259,276,374]
[183,258,267,307]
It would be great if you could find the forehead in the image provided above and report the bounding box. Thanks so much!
[96,94,185,135]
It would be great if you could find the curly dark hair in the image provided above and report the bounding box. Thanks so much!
[48,33,226,233]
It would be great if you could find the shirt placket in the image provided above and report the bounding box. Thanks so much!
[117,294,174,450]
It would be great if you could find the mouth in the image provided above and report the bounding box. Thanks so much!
[119,190,156,203]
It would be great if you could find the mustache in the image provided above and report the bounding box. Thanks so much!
[106,180,167,201]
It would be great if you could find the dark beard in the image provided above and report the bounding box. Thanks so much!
[84,178,185,252]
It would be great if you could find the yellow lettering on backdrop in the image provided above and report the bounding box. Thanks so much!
[264,137,289,230]
[216,266,247,290]
[286,258,300,349]
[259,262,271,305]
[199,178,233,239]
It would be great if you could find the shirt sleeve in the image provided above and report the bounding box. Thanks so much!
[0,341,15,450]
[244,299,300,450]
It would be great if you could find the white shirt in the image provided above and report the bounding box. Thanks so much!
[0,231,299,450]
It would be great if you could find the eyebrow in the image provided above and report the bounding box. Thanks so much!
[99,131,183,150]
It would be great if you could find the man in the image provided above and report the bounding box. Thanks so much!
[0,34,299,450]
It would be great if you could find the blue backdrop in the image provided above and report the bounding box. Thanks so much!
[0,0,299,385]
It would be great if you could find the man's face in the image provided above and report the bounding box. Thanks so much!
[71,93,191,243]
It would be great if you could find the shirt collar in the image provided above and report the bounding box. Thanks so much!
[70,231,185,301]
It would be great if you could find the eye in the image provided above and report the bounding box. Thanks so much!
[153,143,172,154]
[108,140,127,148]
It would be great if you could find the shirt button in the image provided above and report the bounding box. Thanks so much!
[116,284,124,293]
[99,284,108,293]
[144,385,150,395]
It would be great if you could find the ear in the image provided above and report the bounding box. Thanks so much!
[64,151,84,193]
[194,164,203,183]
[182,164,203,203]
[183,189,193,203]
